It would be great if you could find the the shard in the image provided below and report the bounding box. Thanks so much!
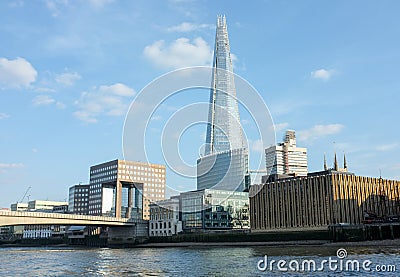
[197,15,250,192]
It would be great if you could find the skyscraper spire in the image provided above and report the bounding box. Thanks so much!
[343,152,347,169]
[334,152,338,171]
[324,153,328,171]
[197,16,249,192]
[204,15,244,155]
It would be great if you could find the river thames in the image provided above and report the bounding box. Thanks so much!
[0,245,399,276]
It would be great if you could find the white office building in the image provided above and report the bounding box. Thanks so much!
[265,130,308,177]
[149,196,182,237]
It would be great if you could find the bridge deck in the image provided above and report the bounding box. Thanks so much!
[0,210,136,227]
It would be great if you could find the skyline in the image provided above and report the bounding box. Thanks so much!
[1,1,400,207]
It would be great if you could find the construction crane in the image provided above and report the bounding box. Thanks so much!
[19,186,31,203]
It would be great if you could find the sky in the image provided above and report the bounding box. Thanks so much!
[1,0,400,208]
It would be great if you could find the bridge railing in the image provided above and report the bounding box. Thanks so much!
[0,210,137,223]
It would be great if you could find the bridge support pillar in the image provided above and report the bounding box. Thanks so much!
[115,180,122,218]
[108,222,149,246]
[126,185,133,219]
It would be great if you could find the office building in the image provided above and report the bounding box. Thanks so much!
[265,130,308,177]
[0,226,11,238]
[250,169,400,232]
[68,184,90,214]
[23,225,66,239]
[149,196,182,237]
[52,205,68,214]
[181,189,249,232]
[27,200,68,212]
[11,199,67,239]
[88,159,166,220]
[197,15,249,192]
[10,202,28,212]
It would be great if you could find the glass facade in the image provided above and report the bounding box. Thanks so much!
[197,15,249,192]
[181,189,249,231]
[197,148,250,192]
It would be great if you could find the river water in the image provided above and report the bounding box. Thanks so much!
[0,245,399,276]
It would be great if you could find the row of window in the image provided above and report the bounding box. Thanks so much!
[150,230,173,235]
[150,222,173,229]
[91,164,118,174]
[119,164,165,173]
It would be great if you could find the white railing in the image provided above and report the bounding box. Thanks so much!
[0,210,132,223]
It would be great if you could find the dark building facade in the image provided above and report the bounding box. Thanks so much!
[68,184,90,215]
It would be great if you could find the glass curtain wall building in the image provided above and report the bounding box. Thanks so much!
[197,15,249,192]
[181,189,249,231]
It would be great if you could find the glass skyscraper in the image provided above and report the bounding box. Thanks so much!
[197,15,250,192]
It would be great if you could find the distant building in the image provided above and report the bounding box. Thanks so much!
[250,169,400,232]
[265,130,308,177]
[67,226,88,240]
[8,203,29,238]
[52,205,68,214]
[149,196,182,237]
[181,189,249,232]
[68,184,90,215]
[28,200,68,212]
[22,225,66,239]
[10,202,28,212]
[88,159,166,220]
[0,226,11,238]
[10,200,67,239]
[23,225,52,239]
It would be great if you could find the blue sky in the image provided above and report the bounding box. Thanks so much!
[1,0,399,207]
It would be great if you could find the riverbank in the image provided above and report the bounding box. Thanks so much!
[3,238,400,249]
[136,238,400,248]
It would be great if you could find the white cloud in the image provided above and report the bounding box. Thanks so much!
[272,122,290,133]
[32,95,56,106]
[74,83,135,123]
[55,71,81,86]
[32,95,65,109]
[89,0,114,7]
[250,139,264,153]
[151,115,163,121]
[56,101,66,109]
[167,22,213,32]
[0,163,24,169]
[241,119,251,125]
[376,143,399,151]
[35,87,57,93]
[0,57,37,88]
[298,124,344,142]
[32,148,39,153]
[99,83,135,97]
[270,100,310,116]
[45,0,69,17]
[311,69,335,81]
[143,37,212,69]
[0,113,10,120]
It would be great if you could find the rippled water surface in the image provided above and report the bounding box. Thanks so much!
[0,245,399,276]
